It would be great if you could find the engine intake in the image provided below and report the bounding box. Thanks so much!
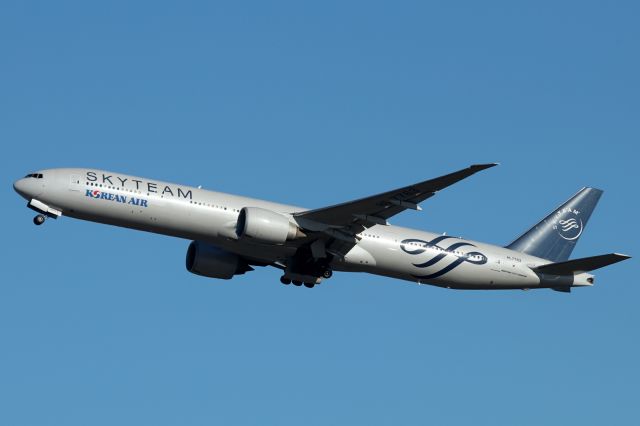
[236,207,305,244]
[186,241,252,279]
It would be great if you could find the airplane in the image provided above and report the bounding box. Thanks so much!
[13,164,630,292]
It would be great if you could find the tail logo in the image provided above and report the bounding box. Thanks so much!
[553,208,583,241]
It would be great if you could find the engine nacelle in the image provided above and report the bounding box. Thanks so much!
[236,207,304,244]
[186,241,252,279]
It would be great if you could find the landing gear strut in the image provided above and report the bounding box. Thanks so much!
[33,214,46,226]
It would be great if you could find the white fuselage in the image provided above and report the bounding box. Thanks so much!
[14,168,588,290]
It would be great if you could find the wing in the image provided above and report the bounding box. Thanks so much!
[280,163,497,282]
[294,163,497,232]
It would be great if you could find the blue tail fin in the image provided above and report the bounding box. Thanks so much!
[506,187,603,262]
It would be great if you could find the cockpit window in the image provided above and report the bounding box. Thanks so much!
[24,173,43,179]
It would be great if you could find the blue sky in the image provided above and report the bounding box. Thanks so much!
[1,1,638,425]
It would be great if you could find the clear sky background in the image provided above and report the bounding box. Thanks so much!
[1,1,638,425]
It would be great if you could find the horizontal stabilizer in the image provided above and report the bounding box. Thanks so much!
[533,253,631,275]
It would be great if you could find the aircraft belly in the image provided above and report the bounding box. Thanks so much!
[212,239,297,263]
[420,262,539,289]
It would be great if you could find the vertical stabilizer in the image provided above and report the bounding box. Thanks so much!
[506,187,603,262]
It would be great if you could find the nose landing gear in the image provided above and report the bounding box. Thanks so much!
[33,214,46,226]
[27,200,60,226]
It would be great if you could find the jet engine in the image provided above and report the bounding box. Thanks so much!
[235,207,305,244]
[186,241,253,279]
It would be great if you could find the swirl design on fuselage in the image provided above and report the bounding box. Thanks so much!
[400,235,487,280]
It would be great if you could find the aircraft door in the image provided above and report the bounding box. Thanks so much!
[69,174,82,191]
[491,256,503,273]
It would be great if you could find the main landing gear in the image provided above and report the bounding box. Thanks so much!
[279,269,332,289]
[280,276,291,285]
[279,277,308,287]
[33,214,46,226]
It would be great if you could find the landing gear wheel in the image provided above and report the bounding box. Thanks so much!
[280,276,291,285]
[292,280,302,286]
[303,282,315,288]
[322,269,333,279]
[33,214,46,226]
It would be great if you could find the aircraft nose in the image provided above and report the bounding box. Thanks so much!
[13,177,44,200]
[13,178,28,198]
